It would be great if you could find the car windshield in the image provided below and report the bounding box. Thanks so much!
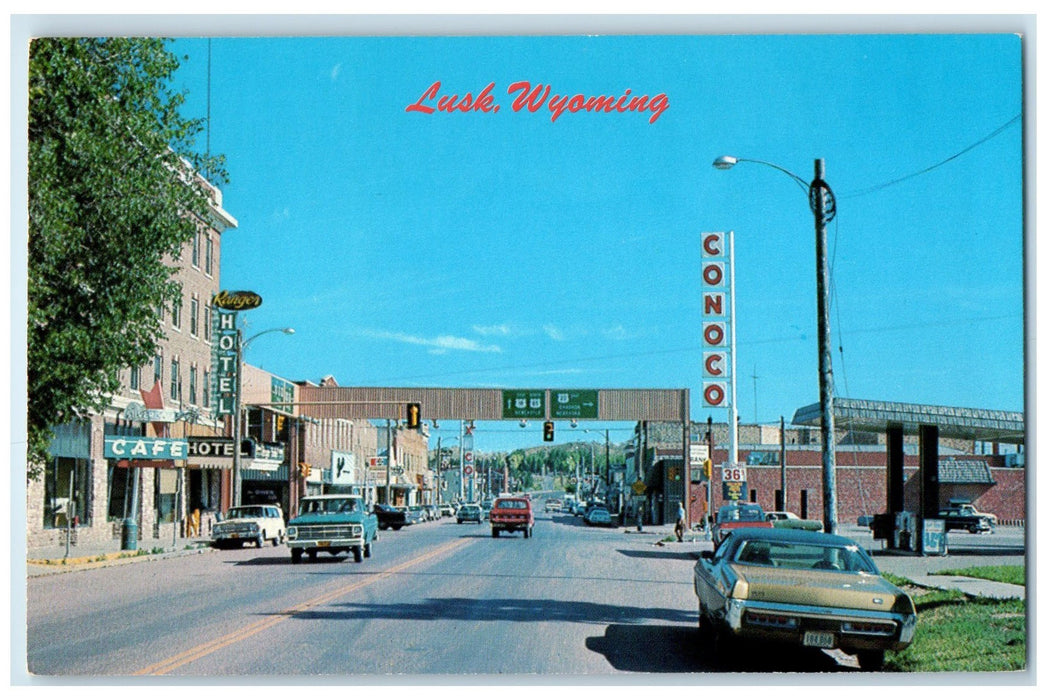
[733,539,878,573]
[226,506,265,519]
[301,498,358,514]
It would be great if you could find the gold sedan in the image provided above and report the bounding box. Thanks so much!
[693,527,917,671]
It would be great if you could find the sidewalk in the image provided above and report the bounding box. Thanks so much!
[26,534,214,578]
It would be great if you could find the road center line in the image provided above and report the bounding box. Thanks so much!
[133,536,472,676]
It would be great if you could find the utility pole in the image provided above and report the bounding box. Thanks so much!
[812,158,838,534]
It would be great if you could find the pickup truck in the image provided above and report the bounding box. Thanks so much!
[938,503,997,533]
[712,502,773,545]
[489,496,534,538]
[286,495,378,563]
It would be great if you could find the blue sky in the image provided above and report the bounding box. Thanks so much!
[168,32,1024,452]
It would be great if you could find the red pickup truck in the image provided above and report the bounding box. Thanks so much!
[489,496,534,538]
[712,502,773,545]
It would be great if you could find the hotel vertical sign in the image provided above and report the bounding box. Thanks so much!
[701,231,730,408]
[211,308,238,416]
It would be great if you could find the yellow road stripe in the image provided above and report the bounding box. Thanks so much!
[134,537,470,675]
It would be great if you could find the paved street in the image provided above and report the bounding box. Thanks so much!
[25,510,1027,679]
[24,510,862,678]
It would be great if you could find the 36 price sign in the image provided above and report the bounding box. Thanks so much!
[722,464,747,483]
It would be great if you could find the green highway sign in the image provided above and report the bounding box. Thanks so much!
[502,390,546,419]
[550,390,599,419]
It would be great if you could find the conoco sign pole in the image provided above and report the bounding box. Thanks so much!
[728,230,738,474]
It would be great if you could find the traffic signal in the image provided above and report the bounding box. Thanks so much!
[406,402,421,429]
[703,459,713,479]
[543,421,555,442]
[298,462,311,478]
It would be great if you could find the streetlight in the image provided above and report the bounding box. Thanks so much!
[585,428,611,503]
[713,155,839,534]
[232,326,295,507]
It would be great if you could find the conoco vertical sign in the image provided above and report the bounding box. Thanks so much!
[701,231,730,408]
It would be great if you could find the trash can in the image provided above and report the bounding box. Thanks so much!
[121,517,138,551]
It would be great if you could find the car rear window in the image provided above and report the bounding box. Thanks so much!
[495,500,528,509]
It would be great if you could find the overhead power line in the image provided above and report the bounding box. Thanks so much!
[842,113,1021,199]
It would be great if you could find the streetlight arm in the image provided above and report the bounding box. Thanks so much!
[713,155,810,193]
[243,327,295,351]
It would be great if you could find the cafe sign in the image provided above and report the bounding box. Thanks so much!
[105,437,189,460]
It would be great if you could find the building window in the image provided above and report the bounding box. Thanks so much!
[190,295,199,337]
[204,305,212,342]
[44,457,89,529]
[171,295,182,330]
[192,230,201,268]
[189,365,198,406]
[202,370,210,408]
[205,235,214,276]
[153,353,163,387]
[129,365,140,391]
[171,358,180,403]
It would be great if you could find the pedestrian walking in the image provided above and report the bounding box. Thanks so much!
[675,501,686,542]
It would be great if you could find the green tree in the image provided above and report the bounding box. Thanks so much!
[27,38,225,476]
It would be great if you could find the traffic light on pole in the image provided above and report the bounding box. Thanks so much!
[407,402,421,430]
[703,459,713,479]
[543,421,555,442]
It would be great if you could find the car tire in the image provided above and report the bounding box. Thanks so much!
[291,548,302,564]
[856,650,885,671]
[353,546,363,563]
[307,550,318,561]
[393,525,403,531]
[364,541,372,558]
[492,529,500,537]
[256,534,265,548]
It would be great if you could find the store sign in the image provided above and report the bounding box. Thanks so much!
[271,376,295,413]
[701,231,731,408]
[330,451,356,485]
[212,290,263,310]
[104,437,188,460]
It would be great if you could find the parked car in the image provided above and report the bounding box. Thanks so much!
[373,502,408,531]
[571,500,588,516]
[545,498,563,513]
[456,503,483,524]
[711,502,773,545]
[480,498,494,520]
[693,527,917,671]
[439,503,455,517]
[938,502,997,533]
[211,504,285,549]
[489,496,535,538]
[286,495,378,564]
[407,505,429,523]
[765,511,823,532]
[584,506,613,527]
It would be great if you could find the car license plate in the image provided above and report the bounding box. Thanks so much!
[230,533,239,539]
[803,631,835,648]
[317,540,330,547]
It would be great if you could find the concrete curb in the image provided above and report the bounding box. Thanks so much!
[27,543,213,577]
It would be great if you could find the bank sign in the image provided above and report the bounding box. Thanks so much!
[701,231,731,409]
